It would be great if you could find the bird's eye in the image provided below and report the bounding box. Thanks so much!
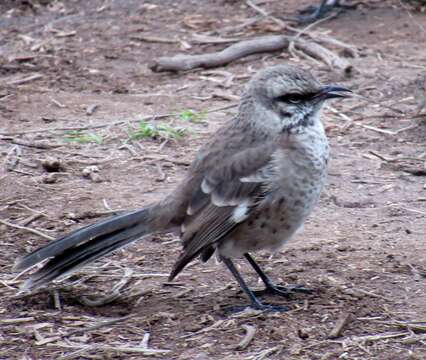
[276,93,305,104]
[287,94,303,104]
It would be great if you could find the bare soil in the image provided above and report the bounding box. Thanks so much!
[1,1,425,359]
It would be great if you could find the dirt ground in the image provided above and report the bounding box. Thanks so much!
[1,0,425,359]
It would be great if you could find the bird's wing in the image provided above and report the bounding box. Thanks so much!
[169,142,278,280]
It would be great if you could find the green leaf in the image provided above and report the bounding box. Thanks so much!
[178,109,206,123]
[64,130,103,144]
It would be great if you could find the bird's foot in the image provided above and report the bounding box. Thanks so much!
[295,6,342,24]
[253,284,313,298]
[295,1,360,24]
[295,0,344,24]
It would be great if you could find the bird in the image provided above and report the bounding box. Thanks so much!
[14,64,351,311]
[293,0,357,23]
[296,0,340,23]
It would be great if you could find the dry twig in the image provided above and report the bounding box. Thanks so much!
[62,315,132,338]
[328,313,352,339]
[352,331,408,343]
[0,218,54,240]
[7,73,43,86]
[150,35,353,76]
[48,342,170,356]
[236,324,257,350]
[150,35,290,72]
[294,38,353,76]
[78,268,133,306]
[0,317,35,324]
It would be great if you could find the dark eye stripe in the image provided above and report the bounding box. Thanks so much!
[276,93,314,103]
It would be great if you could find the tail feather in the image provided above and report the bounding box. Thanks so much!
[14,207,162,290]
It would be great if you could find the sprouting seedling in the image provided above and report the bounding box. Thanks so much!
[127,121,156,140]
[178,109,207,123]
[156,124,187,139]
[128,120,187,141]
[64,131,103,144]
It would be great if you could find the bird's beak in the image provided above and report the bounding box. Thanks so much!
[316,85,352,100]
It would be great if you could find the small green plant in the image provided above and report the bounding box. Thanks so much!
[178,109,206,123]
[127,121,156,139]
[128,120,187,141]
[64,130,103,144]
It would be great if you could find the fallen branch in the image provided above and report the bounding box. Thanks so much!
[150,35,289,72]
[294,38,353,76]
[150,35,353,77]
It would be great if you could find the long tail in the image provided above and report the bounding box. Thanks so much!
[14,205,167,291]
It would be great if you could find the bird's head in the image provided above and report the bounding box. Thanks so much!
[244,64,351,132]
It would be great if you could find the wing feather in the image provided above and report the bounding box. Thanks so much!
[169,143,279,280]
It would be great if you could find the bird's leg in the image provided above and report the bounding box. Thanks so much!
[244,253,312,297]
[222,257,288,312]
[295,0,341,24]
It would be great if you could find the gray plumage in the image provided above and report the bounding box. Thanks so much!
[14,64,350,309]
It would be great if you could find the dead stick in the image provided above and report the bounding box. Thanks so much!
[245,0,286,28]
[63,315,132,338]
[0,137,63,149]
[0,218,54,240]
[7,73,43,86]
[328,313,352,339]
[130,35,178,44]
[48,343,170,355]
[150,35,290,72]
[294,39,353,76]
[236,324,257,350]
[150,35,353,77]
[0,317,35,324]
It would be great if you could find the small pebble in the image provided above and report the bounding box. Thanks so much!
[42,173,58,183]
[41,157,63,172]
[82,165,102,182]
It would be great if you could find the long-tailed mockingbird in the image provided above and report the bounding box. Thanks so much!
[14,64,351,311]
[292,1,357,24]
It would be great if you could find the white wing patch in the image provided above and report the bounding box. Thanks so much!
[231,200,250,223]
[201,179,213,194]
[211,193,228,207]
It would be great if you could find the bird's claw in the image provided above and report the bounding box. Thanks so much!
[254,284,313,298]
[295,2,343,24]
